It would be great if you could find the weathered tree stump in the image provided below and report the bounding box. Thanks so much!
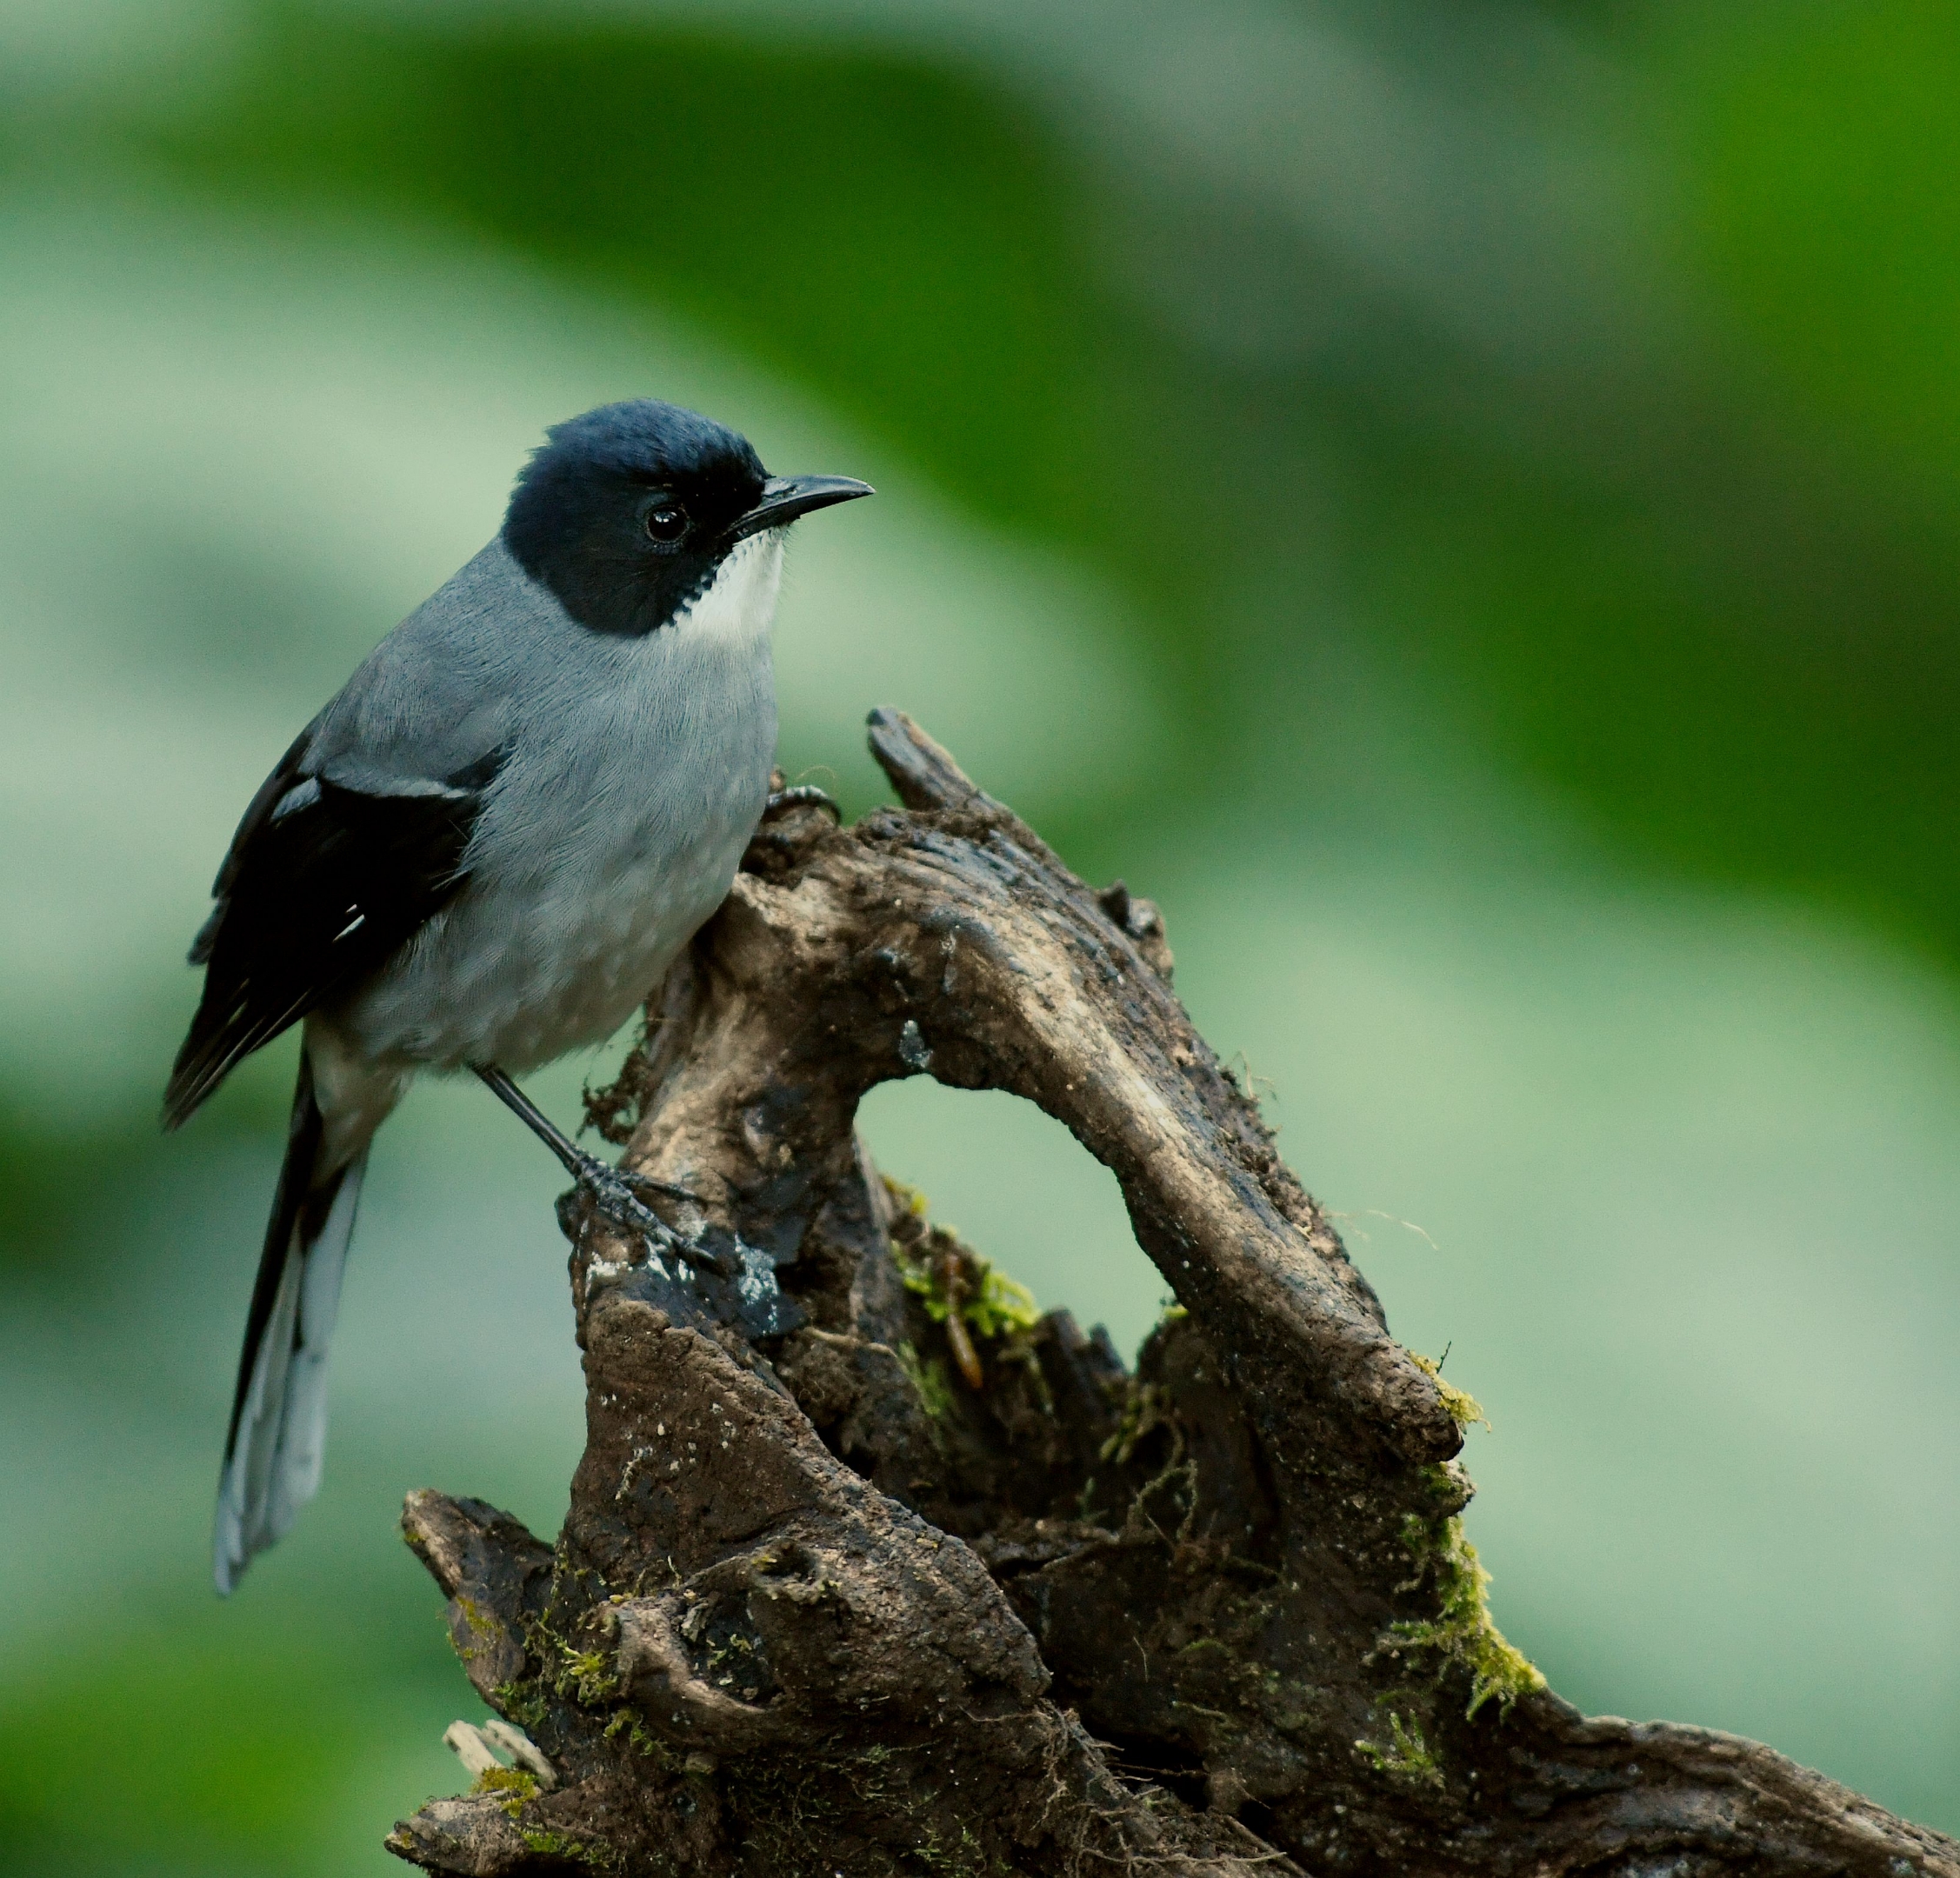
[389,711,1958,1878]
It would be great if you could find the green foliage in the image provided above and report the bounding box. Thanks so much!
[141,10,1098,552]
[0,1597,456,1869]
[1689,2,1960,489]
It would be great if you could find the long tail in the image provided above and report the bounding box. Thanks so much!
[213,1039,392,1594]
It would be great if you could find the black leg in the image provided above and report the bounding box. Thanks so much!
[472,1065,723,1272]
[474,1063,583,1179]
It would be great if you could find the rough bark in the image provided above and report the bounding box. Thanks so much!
[388,710,1958,1878]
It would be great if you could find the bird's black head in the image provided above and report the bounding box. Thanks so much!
[502,398,871,637]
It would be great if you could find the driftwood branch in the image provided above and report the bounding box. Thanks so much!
[388,711,1957,1878]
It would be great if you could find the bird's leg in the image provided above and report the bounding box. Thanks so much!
[765,782,840,820]
[474,1063,694,1201]
[471,1065,730,1274]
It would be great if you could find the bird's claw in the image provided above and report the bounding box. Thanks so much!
[571,1151,733,1276]
[620,1167,698,1205]
[765,782,840,821]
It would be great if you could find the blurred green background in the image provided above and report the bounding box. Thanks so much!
[3,0,1957,1867]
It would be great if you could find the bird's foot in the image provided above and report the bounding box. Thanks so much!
[570,1150,732,1276]
[765,782,840,821]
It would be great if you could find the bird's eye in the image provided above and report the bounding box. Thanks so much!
[644,500,690,544]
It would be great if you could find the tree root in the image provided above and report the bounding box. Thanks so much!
[390,712,1958,1878]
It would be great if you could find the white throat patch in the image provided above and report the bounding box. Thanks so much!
[672,529,784,649]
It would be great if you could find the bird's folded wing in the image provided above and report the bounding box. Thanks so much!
[163,741,508,1128]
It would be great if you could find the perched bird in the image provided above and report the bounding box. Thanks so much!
[163,398,870,1593]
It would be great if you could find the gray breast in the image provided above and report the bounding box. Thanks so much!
[330,535,782,1072]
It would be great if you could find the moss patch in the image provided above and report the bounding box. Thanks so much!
[554,1642,619,1707]
[884,1178,1040,1342]
[470,1765,539,1815]
[1355,1710,1444,1790]
[1098,1378,1171,1467]
[1389,1514,1544,1718]
[517,1827,610,1868]
[1410,1352,1490,1432]
[897,1339,957,1422]
[492,1679,547,1729]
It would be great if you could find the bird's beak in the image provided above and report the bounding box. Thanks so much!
[731,474,874,540]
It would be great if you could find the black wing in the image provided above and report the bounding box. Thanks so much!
[163,744,506,1128]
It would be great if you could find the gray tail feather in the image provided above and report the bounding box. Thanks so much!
[212,1055,368,1595]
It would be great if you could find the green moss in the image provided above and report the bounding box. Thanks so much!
[1098,1379,1170,1466]
[601,1707,677,1765]
[443,1593,511,1671]
[1410,1353,1490,1432]
[471,1765,538,1815]
[1354,1710,1444,1790]
[517,1828,611,1868]
[553,1642,619,1707]
[510,1579,623,1708]
[1388,1514,1545,1718]
[888,1176,932,1221]
[963,1265,1040,1340]
[897,1340,957,1422]
[883,1178,1040,1342]
[911,1822,990,1874]
[493,1680,547,1728]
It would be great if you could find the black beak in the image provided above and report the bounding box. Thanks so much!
[731,474,874,540]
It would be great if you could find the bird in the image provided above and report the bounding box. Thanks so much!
[163,397,871,1594]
